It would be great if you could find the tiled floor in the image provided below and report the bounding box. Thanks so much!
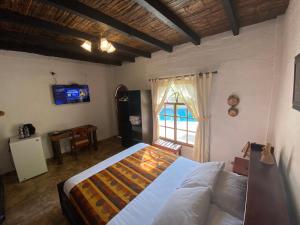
[2,137,124,225]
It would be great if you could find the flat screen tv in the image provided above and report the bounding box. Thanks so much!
[293,54,300,111]
[52,85,90,105]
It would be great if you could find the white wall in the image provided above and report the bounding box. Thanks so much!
[268,0,300,222]
[115,20,277,168]
[0,51,117,174]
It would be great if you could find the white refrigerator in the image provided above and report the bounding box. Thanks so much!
[9,135,48,182]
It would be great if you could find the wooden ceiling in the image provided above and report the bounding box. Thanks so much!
[0,0,289,66]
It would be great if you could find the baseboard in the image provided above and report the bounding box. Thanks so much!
[97,135,119,143]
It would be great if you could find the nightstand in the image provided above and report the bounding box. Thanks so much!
[233,157,249,176]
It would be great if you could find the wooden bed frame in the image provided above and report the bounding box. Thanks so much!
[57,181,84,225]
[57,143,291,225]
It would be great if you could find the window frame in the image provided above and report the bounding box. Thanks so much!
[159,102,197,147]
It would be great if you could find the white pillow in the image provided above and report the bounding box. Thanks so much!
[205,204,243,225]
[212,170,247,220]
[181,162,225,189]
[151,187,211,225]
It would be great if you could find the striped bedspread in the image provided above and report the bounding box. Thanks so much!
[69,145,178,225]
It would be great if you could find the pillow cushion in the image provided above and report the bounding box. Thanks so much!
[205,204,243,225]
[181,162,225,189]
[151,187,211,225]
[212,170,247,220]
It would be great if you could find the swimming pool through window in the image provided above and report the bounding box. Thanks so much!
[158,90,198,145]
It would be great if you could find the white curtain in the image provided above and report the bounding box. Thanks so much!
[150,79,172,141]
[174,73,212,162]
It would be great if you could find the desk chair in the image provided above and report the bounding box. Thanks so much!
[71,127,91,158]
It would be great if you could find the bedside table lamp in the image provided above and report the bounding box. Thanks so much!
[260,143,275,165]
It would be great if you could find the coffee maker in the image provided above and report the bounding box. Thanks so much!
[18,124,36,139]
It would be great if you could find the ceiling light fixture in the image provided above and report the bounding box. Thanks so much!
[81,40,92,52]
[100,37,116,53]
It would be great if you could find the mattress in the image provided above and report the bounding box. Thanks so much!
[64,143,201,225]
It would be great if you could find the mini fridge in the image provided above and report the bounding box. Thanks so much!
[9,135,48,182]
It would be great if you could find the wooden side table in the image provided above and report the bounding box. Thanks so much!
[153,139,182,156]
[233,157,249,176]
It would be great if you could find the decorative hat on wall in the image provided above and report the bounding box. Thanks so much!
[227,95,240,117]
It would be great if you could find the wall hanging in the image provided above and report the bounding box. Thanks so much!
[227,95,239,117]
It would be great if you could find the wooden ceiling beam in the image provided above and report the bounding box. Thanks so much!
[39,0,173,52]
[0,30,122,65]
[135,0,200,45]
[1,30,133,63]
[0,9,150,59]
[222,0,239,36]
[111,42,151,58]
[0,41,122,65]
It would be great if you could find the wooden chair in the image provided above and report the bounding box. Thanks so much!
[70,127,91,158]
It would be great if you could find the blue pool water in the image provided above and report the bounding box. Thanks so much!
[159,108,196,122]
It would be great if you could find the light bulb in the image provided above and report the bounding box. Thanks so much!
[80,40,92,52]
[107,44,116,53]
[100,38,110,51]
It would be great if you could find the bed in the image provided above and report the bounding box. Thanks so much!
[57,143,291,225]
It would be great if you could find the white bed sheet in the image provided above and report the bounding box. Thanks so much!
[63,143,201,225]
[205,204,243,225]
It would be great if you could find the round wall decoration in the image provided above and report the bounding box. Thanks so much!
[228,107,239,117]
[227,95,240,106]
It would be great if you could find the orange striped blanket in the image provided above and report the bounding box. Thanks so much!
[69,145,178,225]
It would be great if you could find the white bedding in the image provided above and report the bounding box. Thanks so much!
[64,143,201,225]
[205,204,243,225]
[151,187,211,225]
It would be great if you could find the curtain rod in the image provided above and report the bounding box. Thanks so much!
[148,71,218,82]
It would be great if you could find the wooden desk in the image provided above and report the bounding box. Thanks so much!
[48,125,98,164]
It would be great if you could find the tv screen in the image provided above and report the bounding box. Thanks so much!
[52,85,90,105]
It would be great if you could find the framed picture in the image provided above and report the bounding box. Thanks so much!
[293,54,300,111]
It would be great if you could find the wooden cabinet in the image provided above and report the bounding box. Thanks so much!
[117,90,152,147]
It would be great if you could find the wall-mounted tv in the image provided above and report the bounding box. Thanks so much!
[52,85,90,105]
[293,54,300,111]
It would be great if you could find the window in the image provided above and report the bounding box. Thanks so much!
[158,90,198,146]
